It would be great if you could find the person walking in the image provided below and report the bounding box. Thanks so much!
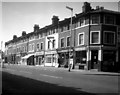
[68,55,73,72]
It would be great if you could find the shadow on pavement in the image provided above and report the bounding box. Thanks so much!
[2,71,95,95]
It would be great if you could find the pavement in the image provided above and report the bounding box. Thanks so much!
[2,63,120,76]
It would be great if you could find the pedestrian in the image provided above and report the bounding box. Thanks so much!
[68,56,73,72]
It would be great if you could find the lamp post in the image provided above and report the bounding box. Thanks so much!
[66,6,73,68]
[1,41,3,68]
[47,37,55,67]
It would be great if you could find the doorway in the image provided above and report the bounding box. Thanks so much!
[91,50,98,69]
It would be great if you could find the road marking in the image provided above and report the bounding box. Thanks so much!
[5,69,16,72]
[39,74,63,79]
[19,71,32,74]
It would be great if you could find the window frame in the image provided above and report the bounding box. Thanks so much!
[104,14,115,25]
[66,36,70,47]
[90,31,100,44]
[36,43,40,51]
[104,31,115,45]
[91,14,100,24]
[40,42,43,50]
[78,32,85,46]
[60,37,65,48]
[52,39,56,49]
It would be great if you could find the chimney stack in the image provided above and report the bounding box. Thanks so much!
[34,24,39,32]
[52,15,59,25]
[82,2,92,13]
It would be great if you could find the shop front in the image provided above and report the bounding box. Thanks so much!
[45,50,58,67]
[102,50,116,72]
[35,51,44,66]
[21,53,35,65]
[75,50,87,69]
[57,48,73,68]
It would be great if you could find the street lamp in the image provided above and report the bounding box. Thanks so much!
[66,6,73,68]
[47,36,55,67]
[1,41,3,68]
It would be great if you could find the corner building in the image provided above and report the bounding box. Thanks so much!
[5,2,120,72]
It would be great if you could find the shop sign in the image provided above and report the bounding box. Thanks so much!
[35,51,44,55]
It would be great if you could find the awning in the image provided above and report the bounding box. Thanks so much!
[21,54,34,59]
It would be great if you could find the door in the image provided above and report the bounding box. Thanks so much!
[91,50,98,69]
[39,57,42,65]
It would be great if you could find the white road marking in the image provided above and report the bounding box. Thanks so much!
[39,74,63,79]
[5,69,16,72]
[19,71,32,74]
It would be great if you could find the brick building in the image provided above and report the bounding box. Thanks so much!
[5,2,120,72]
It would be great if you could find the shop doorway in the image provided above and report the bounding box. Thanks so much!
[91,50,98,69]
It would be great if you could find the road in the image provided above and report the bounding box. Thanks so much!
[1,64,120,94]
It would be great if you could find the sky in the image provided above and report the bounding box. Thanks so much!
[0,0,120,51]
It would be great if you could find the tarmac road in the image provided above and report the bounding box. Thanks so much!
[1,64,120,94]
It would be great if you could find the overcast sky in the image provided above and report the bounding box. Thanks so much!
[0,0,119,51]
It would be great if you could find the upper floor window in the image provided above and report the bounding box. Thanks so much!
[22,46,25,52]
[85,16,89,25]
[80,18,85,26]
[32,44,34,51]
[41,42,43,50]
[118,27,120,43]
[48,41,50,49]
[61,26,64,32]
[90,31,100,44]
[52,40,55,48]
[104,15,115,25]
[78,32,84,45]
[61,38,65,48]
[66,36,70,47]
[91,15,99,24]
[36,43,39,50]
[104,31,115,45]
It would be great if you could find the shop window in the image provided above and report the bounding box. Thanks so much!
[61,38,65,48]
[90,31,100,44]
[91,15,99,24]
[104,15,115,25]
[104,31,115,45]
[78,32,84,45]
[66,37,70,47]
[76,51,86,64]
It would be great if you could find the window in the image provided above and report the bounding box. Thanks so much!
[78,33,84,45]
[36,43,39,50]
[61,27,63,32]
[48,41,50,49]
[90,31,100,44]
[67,25,70,30]
[105,15,115,24]
[91,15,99,24]
[41,43,43,50]
[31,44,34,51]
[80,18,85,26]
[61,38,64,48]
[52,40,55,48]
[22,46,24,52]
[67,37,70,47]
[118,27,120,43]
[85,16,89,25]
[104,31,115,44]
